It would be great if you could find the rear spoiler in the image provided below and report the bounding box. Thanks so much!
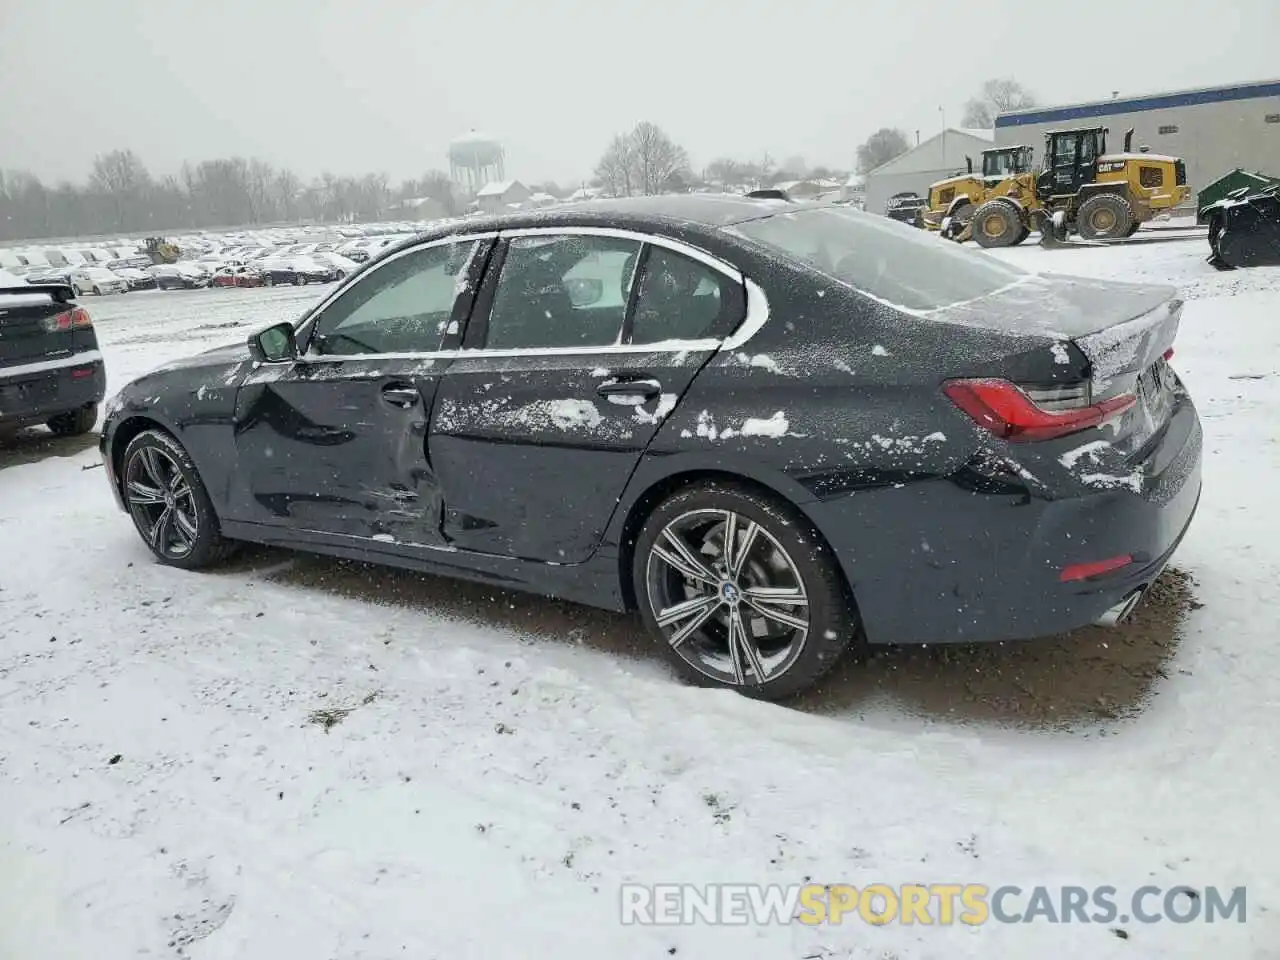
[0,284,75,303]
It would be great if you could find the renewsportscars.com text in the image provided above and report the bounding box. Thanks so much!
[620,883,1246,926]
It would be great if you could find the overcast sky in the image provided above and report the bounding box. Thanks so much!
[2,0,1277,187]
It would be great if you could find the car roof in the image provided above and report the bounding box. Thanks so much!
[417,194,798,245]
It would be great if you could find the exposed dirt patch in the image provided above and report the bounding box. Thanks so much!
[265,549,1197,731]
[797,568,1197,728]
[0,427,100,468]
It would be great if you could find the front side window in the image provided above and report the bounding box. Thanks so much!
[1053,136,1078,165]
[484,234,641,349]
[309,240,478,356]
[630,247,740,344]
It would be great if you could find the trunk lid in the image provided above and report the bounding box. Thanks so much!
[935,273,1182,453]
[0,287,77,368]
[931,272,1176,340]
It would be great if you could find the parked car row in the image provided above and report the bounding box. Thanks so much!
[17,252,360,296]
[0,218,438,296]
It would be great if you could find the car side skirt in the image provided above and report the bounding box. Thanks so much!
[219,520,629,612]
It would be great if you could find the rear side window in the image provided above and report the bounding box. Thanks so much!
[731,207,1027,313]
[630,247,741,344]
[484,235,641,349]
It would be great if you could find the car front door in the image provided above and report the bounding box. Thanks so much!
[429,228,747,564]
[230,236,491,547]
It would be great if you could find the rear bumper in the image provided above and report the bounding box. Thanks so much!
[806,402,1203,645]
[0,354,106,429]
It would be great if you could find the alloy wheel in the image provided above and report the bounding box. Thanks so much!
[645,508,810,687]
[124,445,200,559]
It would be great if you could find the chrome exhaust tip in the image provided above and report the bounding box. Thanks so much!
[1096,588,1145,627]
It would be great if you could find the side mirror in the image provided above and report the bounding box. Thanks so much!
[248,321,298,363]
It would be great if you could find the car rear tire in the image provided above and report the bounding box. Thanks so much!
[971,200,1024,248]
[1077,193,1135,240]
[47,403,98,436]
[633,481,856,700]
[121,429,234,569]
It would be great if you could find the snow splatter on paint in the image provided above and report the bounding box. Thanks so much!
[1060,440,1112,470]
[1079,471,1143,494]
[740,412,789,438]
[633,393,678,425]
[734,353,779,372]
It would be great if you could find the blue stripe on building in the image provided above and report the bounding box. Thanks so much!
[995,81,1280,128]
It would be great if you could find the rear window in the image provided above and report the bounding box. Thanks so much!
[731,207,1028,313]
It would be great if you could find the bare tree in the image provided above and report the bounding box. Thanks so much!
[273,169,301,222]
[594,122,690,197]
[594,133,636,197]
[961,78,1037,128]
[856,128,911,173]
[630,121,689,195]
[90,149,151,230]
[246,159,276,222]
[705,157,741,187]
[418,170,458,215]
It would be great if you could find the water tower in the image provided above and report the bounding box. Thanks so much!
[448,131,505,194]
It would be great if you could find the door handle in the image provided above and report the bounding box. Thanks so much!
[380,385,420,408]
[597,378,661,400]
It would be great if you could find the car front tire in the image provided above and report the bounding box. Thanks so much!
[633,481,856,700]
[120,429,233,569]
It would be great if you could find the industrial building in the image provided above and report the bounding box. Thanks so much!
[994,79,1280,198]
[862,129,993,216]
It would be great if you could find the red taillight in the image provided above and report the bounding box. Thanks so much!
[942,378,1135,443]
[1162,348,1174,362]
[1060,555,1133,582]
[42,307,93,332]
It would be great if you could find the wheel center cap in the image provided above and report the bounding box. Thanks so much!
[164,492,176,508]
[719,581,740,604]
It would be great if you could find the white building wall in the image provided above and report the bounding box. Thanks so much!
[995,86,1280,198]
[864,130,993,215]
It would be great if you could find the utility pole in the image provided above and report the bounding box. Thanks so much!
[939,106,947,168]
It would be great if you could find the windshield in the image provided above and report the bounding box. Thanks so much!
[731,206,1028,313]
[983,150,1023,177]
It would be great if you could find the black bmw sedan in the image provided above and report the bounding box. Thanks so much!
[99,196,1201,699]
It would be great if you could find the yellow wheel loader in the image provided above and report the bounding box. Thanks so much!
[922,146,1036,241]
[145,237,182,265]
[970,127,1189,248]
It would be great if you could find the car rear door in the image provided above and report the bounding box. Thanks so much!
[230,236,492,547]
[428,228,748,564]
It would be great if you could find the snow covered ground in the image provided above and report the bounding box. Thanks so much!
[2,244,1279,959]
